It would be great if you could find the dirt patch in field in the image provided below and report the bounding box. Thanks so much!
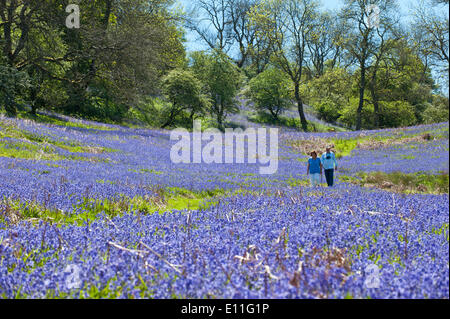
[341,171,449,194]
[288,137,332,155]
[84,146,108,154]
[287,133,435,156]
[356,134,434,150]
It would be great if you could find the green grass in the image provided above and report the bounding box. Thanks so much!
[0,186,312,228]
[17,112,116,131]
[0,187,229,227]
[285,177,310,187]
[329,135,418,159]
[331,138,360,158]
[0,140,66,161]
[0,140,113,162]
[0,120,117,161]
[128,168,164,175]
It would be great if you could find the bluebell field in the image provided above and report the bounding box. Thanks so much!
[0,115,448,298]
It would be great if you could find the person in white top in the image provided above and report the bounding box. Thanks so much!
[321,146,338,187]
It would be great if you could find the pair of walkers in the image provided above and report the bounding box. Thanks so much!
[306,146,338,187]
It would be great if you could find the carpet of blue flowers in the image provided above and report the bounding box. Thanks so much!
[0,115,448,298]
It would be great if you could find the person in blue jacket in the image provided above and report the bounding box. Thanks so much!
[321,146,338,187]
[306,151,322,187]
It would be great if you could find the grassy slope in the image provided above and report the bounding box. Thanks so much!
[1,109,448,227]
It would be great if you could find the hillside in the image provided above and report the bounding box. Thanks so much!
[0,114,448,298]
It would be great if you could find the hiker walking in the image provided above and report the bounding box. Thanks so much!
[306,151,322,187]
[321,146,338,187]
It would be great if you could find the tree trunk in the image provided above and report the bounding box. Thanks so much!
[189,110,196,128]
[162,104,177,128]
[294,82,308,131]
[102,0,113,29]
[369,83,380,128]
[269,107,278,121]
[161,116,174,129]
[83,0,113,90]
[31,104,37,115]
[217,105,224,132]
[236,54,245,69]
[4,95,17,116]
[30,87,37,115]
[356,65,366,131]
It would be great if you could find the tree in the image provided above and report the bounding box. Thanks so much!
[0,0,58,115]
[303,67,353,123]
[246,29,273,76]
[306,11,343,77]
[412,0,449,89]
[247,67,291,120]
[0,64,31,116]
[378,100,416,127]
[0,0,45,67]
[228,0,258,68]
[161,68,210,128]
[422,95,449,124]
[368,39,435,125]
[0,0,186,120]
[249,0,319,131]
[60,0,185,118]
[366,27,401,128]
[186,0,261,70]
[190,50,241,130]
[338,0,398,130]
[186,0,233,52]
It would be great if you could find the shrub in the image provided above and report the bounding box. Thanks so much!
[378,100,416,128]
[247,68,291,120]
[161,68,210,128]
[422,95,449,124]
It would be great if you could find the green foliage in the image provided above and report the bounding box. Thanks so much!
[339,97,376,129]
[67,91,129,123]
[0,187,229,227]
[306,121,348,133]
[161,68,210,128]
[0,0,446,131]
[0,0,186,122]
[368,39,436,124]
[314,99,343,124]
[331,138,359,158]
[338,98,416,129]
[247,68,291,120]
[125,97,169,128]
[422,95,450,124]
[303,67,353,123]
[190,50,242,130]
[248,0,317,131]
[0,119,116,161]
[378,101,417,128]
[248,112,298,128]
[0,65,32,116]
